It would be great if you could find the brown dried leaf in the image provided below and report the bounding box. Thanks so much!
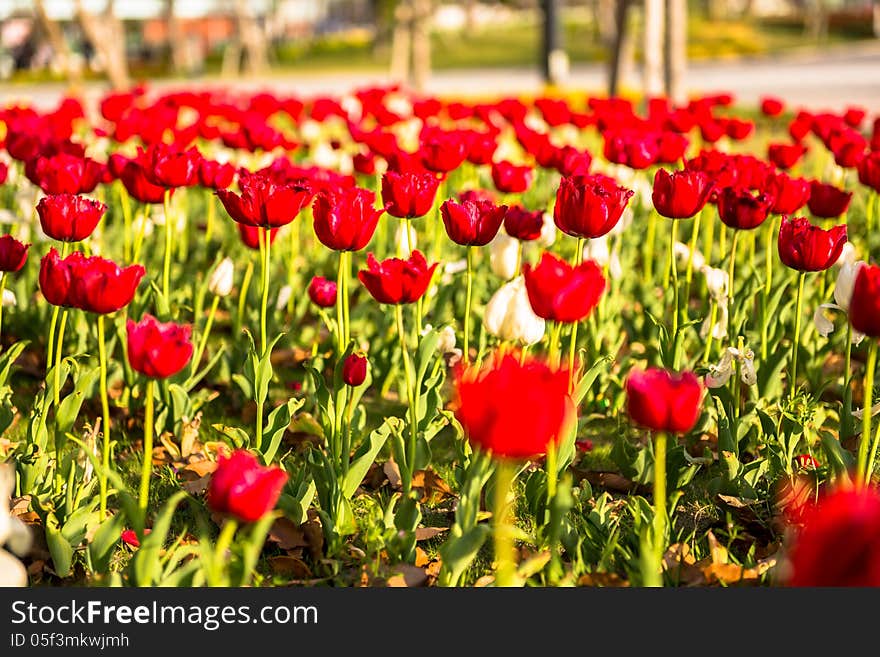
[183,458,217,477]
[577,572,630,587]
[415,527,448,542]
[268,518,309,550]
[386,564,428,587]
[180,474,211,495]
[268,555,313,579]
[384,459,402,490]
[412,469,455,505]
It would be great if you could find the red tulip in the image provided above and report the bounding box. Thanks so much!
[207,449,288,523]
[36,194,106,242]
[504,206,544,242]
[767,143,807,170]
[857,151,880,193]
[0,234,29,272]
[655,131,689,165]
[603,131,659,169]
[625,368,703,434]
[843,107,866,129]
[651,169,713,219]
[465,130,499,166]
[198,159,236,190]
[34,152,103,195]
[357,250,438,305]
[849,264,880,337]
[237,223,279,251]
[717,186,773,230]
[807,180,852,218]
[725,118,754,141]
[420,129,468,173]
[764,172,811,215]
[217,171,312,228]
[352,152,377,176]
[313,187,384,252]
[490,161,533,194]
[760,96,785,117]
[553,175,633,239]
[440,198,507,247]
[789,487,880,586]
[830,132,866,169]
[126,313,193,379]
[307,275,337,308]
[381,171,440,219]
[0,162,7,185]
[39,249,144,313]
[454,352,574,459]
[522,252,605,323]
[777,217,847,272]
[119,159,168,204]
[342,352,368,386]
[144,143,200,188]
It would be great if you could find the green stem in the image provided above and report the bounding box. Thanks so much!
[669,220,679,337]
[162,189,173,302]
[47,305,59,370]
[644,210,657,282]
[98,315,112,516]
[703,301,717,362]
[138,379,155,516]
[727,229,740,340]
[567,238,585,390]
[464,246,474,365]
[646,431,667,588]
[286,219,298,315]
[191,295,220,376]
[205,188,216,243]
[0,275,5,349]
[790,272,806,400]
[236,259,254,337]
[53,310,68,408]
[761,216,778,362]
[336,250,346,353]
[857,340,877,487]
[396,304,418,495]
[342,389,355,477]
[342,250,351,347]
[260,227,271,354]
[212,518,238,586]
[548,321,562,369]
[493,458,517,587]
[682,210,703,324]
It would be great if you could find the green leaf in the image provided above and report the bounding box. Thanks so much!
[56,366,100,437]
[438,524,490,587]
[342,417,397,498]
[88,513,124,574]
[262,397,305,463]
[132,491,188,586]
[44,513,74,577]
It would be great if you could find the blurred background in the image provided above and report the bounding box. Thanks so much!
[0,0,878,108]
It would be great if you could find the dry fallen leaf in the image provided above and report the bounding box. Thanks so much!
[268,555,313,579]
[268,518,309,551]
[412,469,455,505]
[577,572,630,587]
[415,527,448,542]
[386,564,428,587]
[384,459,402,490]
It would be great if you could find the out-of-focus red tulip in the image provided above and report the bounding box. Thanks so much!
[217,171,312,228]
[490,161,533,194]
[236,223,280,250]
[144,143,200,188]
[764,172,811,215]
[603,131,659,169]
[357,250,438,305]
[777,216,847,272]
[39,249,144,313]
[36,194,106,243]
[440,198,507,247]
[807,180,852,218]
[454,352,574,459]
[857,151,880,193]
[553,175,633,239]
[342,352,368,386]
[651,169,713,219]
[760,96,785,117]
[655,131,689,165]
[849,264,880,336]
[522,252,605,323]
[313,187,384,252]
[625,368,703,434]
[788,487,880,586]
[717,186,773,230]
[34,152,103,195]
[307,275,337,308]
[352,152,377,176]
[207,449,288,523]
[725,118,754,141]
[504,206,544,242]
[198,159,236,190]
[767,143,807,170]
[0,234,29,272]
[381,171,440,219]
[0,162,7,185]
[119,159,168,204]
[420,128,468,173]
[465,130,499,166]
[843,107,866,129]
[126,313,193,379]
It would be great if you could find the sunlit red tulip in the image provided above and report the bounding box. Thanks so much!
[625,368,703,434]
[342,352,368,386]
[198,159,236,190]
[126,313,193,379]
[0,234,29,272]
[454,352,574,459]
[504,206,544,242]
[603,131,659,169]
[522,252,605,323]
[217,171,312,228]
[764,172,811,215]
[440,198,507,247]
[490,161,533,194]
[767,143,807,170]
[36,194,106,243]
[381,171,440,219]
[849,264,880,337]
[207,449,288,523]
[119,159,168,204]
[857,151,880,193]
[789,487,880,586]
[420,129,468,173]
[357,250,438,305]
[717,186,773,230]
[760,96,785,117]
[651,169,713,219]
[39,249,144,313]
[144,143,200,188]
[553,175,633,239]
[313,187,384,252]
[34,152,103,195]
[777,217,847,272]
[308,275,337,308]
[807,180,852,218]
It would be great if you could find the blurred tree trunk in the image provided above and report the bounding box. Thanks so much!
[75,0,130,90]
[643,0,665,97]
[411,0,432,91]
[608,0,632,96]
[166,0,187,73]
[874,0,880,37]
[664,0,686,104]
[234,0,269,74]
[597,0,617,44]
[804,0,828,40]
[390,1,412,84]
[33,0,82,85]
[541,0,568,86]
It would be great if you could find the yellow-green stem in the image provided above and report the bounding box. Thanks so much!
[493,458,517,587]
[236,259,254,336]
[789,272,806,400]
[567,238,585,390]
[464,246,474,364]
[396,304,418,495]
[703,301,718,362]
[191,295,220,376]
[138,379,155,515]
[53,310,68,408]
[162,189,173,302]
[259,227,271,354]
[211,518,238,586]
[669,220,679,337]
[646,431,667,587]
[97,315,112,516]
[727,229,740,338]
[857,340,877,487]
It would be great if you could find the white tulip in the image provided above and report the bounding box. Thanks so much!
[437,325,458,355]
[1,289,15,308]
[834,260,864,312]
[705,346,756,388]
[583,234,622,280]
[702,266,729,302]
[484,276,545,345]
[489,232,520,281]
[674,241,706,272]
[836,241,857,267]
[0,464,30,586]
[813,304,837,338]
[276,285,293,311]
[700,301,728,341]
[537,212,557,248]
[208,257,235,297]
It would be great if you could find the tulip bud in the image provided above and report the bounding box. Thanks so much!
[208,257,235,297]
[483,276,545,345]
[343,352,368,386]
[489,232,519,280]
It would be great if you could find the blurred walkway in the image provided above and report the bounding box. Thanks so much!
[3,42,879,112]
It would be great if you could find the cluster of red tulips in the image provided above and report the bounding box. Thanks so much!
[1,82,880,587]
